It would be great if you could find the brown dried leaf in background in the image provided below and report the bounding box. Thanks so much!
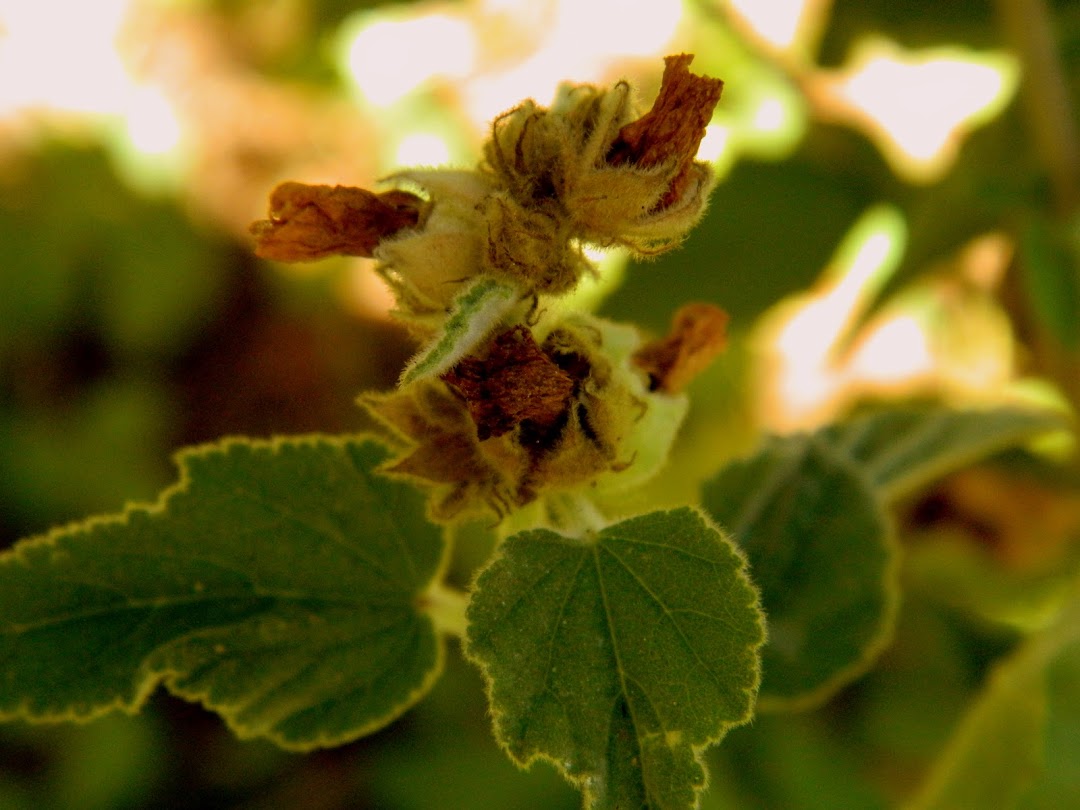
[606,53,723,209]
[250,181,424,261]
[632,302,728,393]
[442,326,576,440]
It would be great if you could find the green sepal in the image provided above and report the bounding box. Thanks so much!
[399,276,520,384]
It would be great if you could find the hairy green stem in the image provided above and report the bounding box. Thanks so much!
[421,582,470,638]
[544,492,610,539]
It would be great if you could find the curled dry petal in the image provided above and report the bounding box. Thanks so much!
[250,181,424,261]
[606,53,723,209]
[632,302,728,393]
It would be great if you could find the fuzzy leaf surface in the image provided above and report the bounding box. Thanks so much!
[466,507,765,810]
[701,436,897,709]
[818,405,1064,501]
[400,276,519,383]
[0,436,447,750]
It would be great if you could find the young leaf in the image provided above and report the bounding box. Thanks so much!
[818,405,1065,502]
[465,507,765,810]
[906,582,1080,810]
[701,436,898,710]
[0,436,448,750]
[399,276,520,384]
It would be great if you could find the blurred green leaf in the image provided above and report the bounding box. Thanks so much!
[466,507,765,810]
[853,598,980,761]
[906,583,1080,810]
[95,200,222,357]
[1019,215,1080,351]
[1019,633,1080,808]
[818,405,1067,501]
[51,713,165,810]
[906,535,1080,630]
[0,144,223,357]
[702,435,898,709]
[0,436,447,750]
[709,712,887,810]
[0,377,174,527]
[701,406,1063,709]
[367,646,579,810]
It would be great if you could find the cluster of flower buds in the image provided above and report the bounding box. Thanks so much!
[251,54,728,526]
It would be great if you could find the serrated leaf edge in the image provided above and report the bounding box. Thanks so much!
[0,432,452,751]
[462,506,767,809]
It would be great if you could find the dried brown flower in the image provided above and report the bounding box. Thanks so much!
[632,302,728,393]
[250,181,424,261]
[361,319,667,522]
[441,326,576,440]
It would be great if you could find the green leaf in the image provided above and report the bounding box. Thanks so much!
[1019,216,1080,351]
[905,533,1080,631]
[818,405,1066,501]
[400,276,519,384]
[906,583,1080,810]
[0,436,448,750]
[701,436,898,709]
[465,507,765,810]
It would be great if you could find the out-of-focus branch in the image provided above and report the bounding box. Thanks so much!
[995,0,1080,216]
[996,0,1080,434]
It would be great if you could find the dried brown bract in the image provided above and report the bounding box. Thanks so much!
[632,302,729,393]
[251,181,424,261]
[441,326,576,440]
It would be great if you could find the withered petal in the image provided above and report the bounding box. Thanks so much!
[606,54,723,209]
[632,302,728,394]
[250,181,424,262]
[442,326,576,440]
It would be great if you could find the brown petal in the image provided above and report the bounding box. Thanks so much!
[632,302,728,393]
[441,326,577,440]
[606,54,723,209]
[250,181,424,261]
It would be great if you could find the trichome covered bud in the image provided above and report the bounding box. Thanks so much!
[484,53,722,259]
[252,56,729,527]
